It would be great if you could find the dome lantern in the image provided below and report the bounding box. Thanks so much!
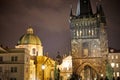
[17,27,42,45]
[27,27,33,34]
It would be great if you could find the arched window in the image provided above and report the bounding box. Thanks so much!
[32,48,36,54]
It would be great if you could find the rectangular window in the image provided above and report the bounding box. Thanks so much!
[11,56,18,62]
[83,49,88,56]
[116,55,118,59]
[0,67,2,72]
[117,72,120,77]
[0,56,3,61]
[111,55,114,59]
[11,67,17,73]
[116,63,119,68]
[10,78,16,80]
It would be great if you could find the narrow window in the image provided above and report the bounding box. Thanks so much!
[32,48,36,54]
[0,56,3,61]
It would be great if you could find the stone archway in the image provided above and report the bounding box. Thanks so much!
[75,62,100,80]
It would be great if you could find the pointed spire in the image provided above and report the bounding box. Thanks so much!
[76,0,93,17]
[96,0,106,24]
[76,0,80,16]
[70,5,73,16]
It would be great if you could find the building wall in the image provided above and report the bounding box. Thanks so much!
[0,48,31,80]
[16,44,43,56]
[108,52,120,78]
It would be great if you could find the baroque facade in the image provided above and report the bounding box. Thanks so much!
[0,27,55,80]
[69,0,108,79]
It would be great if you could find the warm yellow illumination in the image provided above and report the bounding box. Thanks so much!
[116,55,118,59]
[117,72,120,77]
[42,64,45,70]
[80,30,82,36]
[62,61,70,70]
[111,56,114,59]
[92,30,94,35]
[77,30,79,37]
[111,62,115,68]
[116,63,119,68]
[101,74,103,77]
[89,30,91,33]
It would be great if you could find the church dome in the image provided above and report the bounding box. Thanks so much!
[17,27,41,45]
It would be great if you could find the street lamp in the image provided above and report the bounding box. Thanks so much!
[111,62,115,79]
[100,74,103,80]
[42,64,45,80]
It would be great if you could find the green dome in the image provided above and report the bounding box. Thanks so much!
[17,27,41,45]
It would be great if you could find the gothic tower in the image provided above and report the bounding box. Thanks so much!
[69,0,108,79]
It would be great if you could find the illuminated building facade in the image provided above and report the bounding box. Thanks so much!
[58,55,72,80]
[0,27,55,80]
[0,48,30,80]
[15,27,43,56]
[69,0,108,79]
[108,49,120,79]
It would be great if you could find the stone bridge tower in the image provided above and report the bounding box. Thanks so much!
[69,0,108,79]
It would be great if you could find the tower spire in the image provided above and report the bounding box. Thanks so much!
[96,0,106,24]
[76,0,80,16]
[70,5,73,16]
[76,0,93,17]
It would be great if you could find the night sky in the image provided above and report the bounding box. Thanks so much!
[0,0,120,58]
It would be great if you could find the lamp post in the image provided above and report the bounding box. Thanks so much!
[42,64,45,80]
[100,74,103,80]
[111,62,115,80]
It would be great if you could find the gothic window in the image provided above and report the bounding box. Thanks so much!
[91,29,94,36]
[83,42,89,56]
[83,49,88,56]
[77,30,79,38]
[80,30,82,36]
[88,29,91,35]
[83,42,88,48]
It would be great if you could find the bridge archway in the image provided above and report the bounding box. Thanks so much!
[75,62,101,80]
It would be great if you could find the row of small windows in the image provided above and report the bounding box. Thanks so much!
[0,67,17,73]
[113,72,120,77]
[111,55,119,59]
[0,56,18,62]
[72,20,97,27]
[71,28,98,38]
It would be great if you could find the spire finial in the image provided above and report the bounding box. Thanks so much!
[76,0,80,16]
[70,4,73,16]
[27,26,33,34]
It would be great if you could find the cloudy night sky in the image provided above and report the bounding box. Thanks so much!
[0,0,120,58]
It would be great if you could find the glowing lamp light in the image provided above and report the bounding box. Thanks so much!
[63,61,69,67]
[42,64,45,70]
[111,62,115,68]
[101,74,103,77]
